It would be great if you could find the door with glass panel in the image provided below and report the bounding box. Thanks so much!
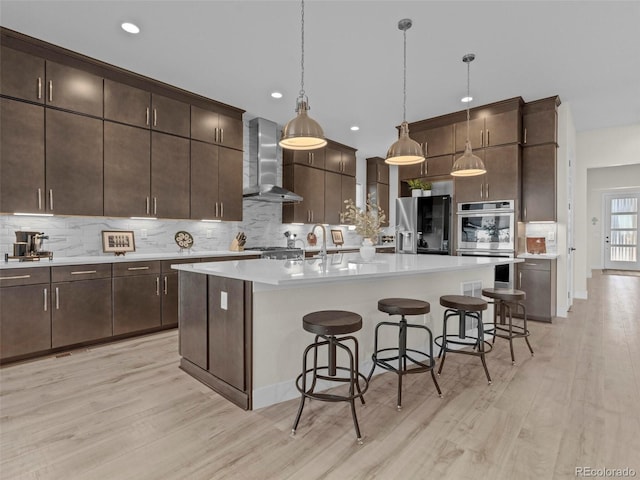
[603,193,639,270]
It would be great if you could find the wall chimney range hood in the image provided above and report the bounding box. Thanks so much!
[243,117,303,203]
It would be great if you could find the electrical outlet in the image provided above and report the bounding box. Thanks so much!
[547,231,555,241]
[206,229,213,239]
[140,229,147,239]
[220,291,228,310]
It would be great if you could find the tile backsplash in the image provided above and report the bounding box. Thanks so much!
[524,223,558,254]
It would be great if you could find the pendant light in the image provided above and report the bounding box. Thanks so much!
[279,0,327,150]
[451,54,486,176]
[385,18,424,166]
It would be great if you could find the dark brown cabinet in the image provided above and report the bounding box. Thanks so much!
[51,265,112,348]
[0,98,45,213]
[45,61,103,117]
[104,122,151,217]
[179,271,208,369]
[283,164,325,223]
[522,144,557,222]
[284,148,326,170]
[523,98,559,146]
[104,79,151,129]
[190,141,243,221]
[151,132,190,219]
[191,105,243,151]
[325,143,356,176]
[517,258,557,322]
[46,109,103,215]
[0,268,51,360]
[455,109,520,152]
[415,124,454,157]
[366,157,390,227]
[112,262,162,335]
[0,46,45,103]
[367,156,389,185]
[324,171,355,225]
[150,94,190,137]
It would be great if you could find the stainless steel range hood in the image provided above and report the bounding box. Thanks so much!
[243,117,303,203]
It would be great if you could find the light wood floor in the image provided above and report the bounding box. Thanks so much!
[1,270,639,480]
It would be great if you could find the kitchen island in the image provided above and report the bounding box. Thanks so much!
[173,253,522,410]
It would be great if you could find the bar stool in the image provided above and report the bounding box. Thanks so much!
[482,288,534,365]
[291,310,368,444]
[367,298,442,411]
[435,295,492,384]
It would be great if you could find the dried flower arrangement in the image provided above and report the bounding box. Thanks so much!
[342,194,387,241]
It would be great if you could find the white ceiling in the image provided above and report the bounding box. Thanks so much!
[2,1,639,159]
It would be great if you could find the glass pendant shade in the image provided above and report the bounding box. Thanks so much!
[279,99,327,150]
[385,121,424,165]
[451,140,486,176]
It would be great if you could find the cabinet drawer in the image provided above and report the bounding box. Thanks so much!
[0,267,49,287]
[52,264,111,282]
[518,259,551,271]
[161,258,200,272]
[112,261,161,277]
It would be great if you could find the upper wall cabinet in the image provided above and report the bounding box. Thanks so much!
[454,109,521,152]
[1,46,45,103]
[284,147,326,170]
[325,142,356,176]
[104,79,151,128]
[151,94,190,137]
[413,124,455,158]
[191,105,243,151]
[522,96,560,146]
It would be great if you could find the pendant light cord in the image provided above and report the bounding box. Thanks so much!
[299,0,305,99]
[402,26,407,122]
[465,57,471,141]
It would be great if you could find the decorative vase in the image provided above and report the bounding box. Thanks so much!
[359,238,376,261]
[422,190,432,197]
[411,189,422,197]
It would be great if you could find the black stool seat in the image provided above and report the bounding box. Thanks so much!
[481,288,534,365]
[481,288,526,302]
[368,297,441,410]
[436,294,492,384]
[293,310,367,444]
[378,298,430,316]
[440,295,487,311]
[303,310,362,336]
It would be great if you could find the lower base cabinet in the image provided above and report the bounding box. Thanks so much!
[113,273,162,336]
[516,258,557,322]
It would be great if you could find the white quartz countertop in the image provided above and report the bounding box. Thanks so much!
[0,250,262,269]
[173,252,522,286]
[305,244,395,252]
[517,253,560,259]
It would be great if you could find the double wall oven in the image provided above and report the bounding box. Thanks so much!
[457,200,515,288]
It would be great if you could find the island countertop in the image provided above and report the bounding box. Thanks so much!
[172,253,522,287]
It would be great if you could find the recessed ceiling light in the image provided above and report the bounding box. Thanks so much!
[461,96,473,103]
[121,22,140,34]
[271,91,283,99]
[350,125,360,131]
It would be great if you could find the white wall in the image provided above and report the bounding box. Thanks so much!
[586,164,640,270]
[575,123,640,297]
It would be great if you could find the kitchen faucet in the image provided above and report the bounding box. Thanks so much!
[293,238,306,260]
[311,224,327,260]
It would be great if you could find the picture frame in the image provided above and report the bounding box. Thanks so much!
[102,230,136,255]
[330,229,344,246]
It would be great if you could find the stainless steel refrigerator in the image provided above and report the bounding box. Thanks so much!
[396,195,452,254]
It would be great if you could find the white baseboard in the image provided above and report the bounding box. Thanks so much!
[574,290,588,300]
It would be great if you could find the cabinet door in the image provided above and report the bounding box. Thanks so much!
[485,110,520,147]
[377,182,390,227]
[218,147,243,221]
[45,60,103,117]
[151,94,190,137]
[486,145,519,201]
[113,275,161,335]
[51,278,112,347]
[341,149,357,176]
[341,174,356,219]
[325,145,342,174]
[0,46,45,103]
[455,117,484,152]
[367,158,389,185]
[45,109,103,215]
[522,144,556,221]
[398,162,423,181]
[179,271,208,369]
[191,105,218,144]
[217,112,243,151]
[104,122,151,217]
[0,284,50,359]
[324,171,343,225]
[0,98,45,213]
[454,150,485,203]
[151,132,190,218]
[286,148,325,169]
[161,272,178,327]
[208,276,245,390]
[190,140,219,219]
[523,110,557,146]
[518,266,551,320]
[422,124,454,157]
[283,164,325,223]
[104,79,151,128]
[425,155,453,178]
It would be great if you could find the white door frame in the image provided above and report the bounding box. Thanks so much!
[602,190,640,271]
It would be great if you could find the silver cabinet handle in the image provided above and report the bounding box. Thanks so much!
[146,197,150,215]
[155,277,160,296]
[70,270,97,275]
[48,80,53,102]
[525,262,538,266]
[37,77,42,99]
[486,183,489,198]
[480,129,484,147]
[215,202,219,218]
[146,107,150,126]
[311,210,314,222]
[425,161,428,175]
[524,207,527,220]
[153,197,157,215]
[425,141,428,157]
[163,276,168,295]
[153,108,157,127]
[44,288,48,312]
[49,189,54,210]
[220,128,224,144]
[0,274,31,281]
[55,287,59,310]
[220,202,224,218]
[38,188,42,210]
[487,130,490,146]
[480,183,484,199]
[127,266,150,271]
[519,271,522,288]
[524,128,527,144]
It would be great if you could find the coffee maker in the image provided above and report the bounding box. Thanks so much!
[7,231,53,261]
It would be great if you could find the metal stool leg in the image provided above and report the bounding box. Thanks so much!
[477,311,492,384]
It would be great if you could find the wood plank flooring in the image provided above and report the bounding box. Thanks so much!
[1,270,639,479]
